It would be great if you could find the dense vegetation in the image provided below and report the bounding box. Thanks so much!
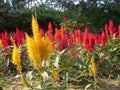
[0,0,120,33]
[0,15,120,90]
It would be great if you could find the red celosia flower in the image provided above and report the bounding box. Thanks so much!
[76,29,83,43]
[69,33,76,48]
[70,33,75,44]
[118,25,120,38]
[1,31,12,52]
[101,31,107,45]
[58,29,69,50]
[83,27,89,50]
[54,28,61,42]
[48,22,53,33]
[13,27,25,47]
[95,33,101,44]
[109,20,116,37]
[89,34,95,53]
[60,27,65,40]
[105,24,109,35]
[58,39,68,51]
[47,22,54,41]
[39,28,44,38]
[47,32,54,41]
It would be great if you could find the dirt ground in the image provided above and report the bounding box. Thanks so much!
[1,73,120,90]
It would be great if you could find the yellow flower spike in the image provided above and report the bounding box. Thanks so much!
[40,36,53,61]
[52,65,58,81]
[12,43,22,72]
[0,39,2,48]
[26,16,53,71]
[90,57,98,79]
[25,33,42,70]
[32,15,40,41]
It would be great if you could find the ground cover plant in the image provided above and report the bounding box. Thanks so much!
[0,16,120,90]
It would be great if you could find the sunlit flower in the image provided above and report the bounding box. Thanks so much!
[58,39,68,51]
[109,20,116,38]
[1,31,11,52]
[54,28,61,42]
[101,31,107,45]
[76,28,83,43]
[89,34,95,53]
[95,33,101,44]
[26,33,42,70]
[32,15,40,42]
[40,28,45,38]
[90,57,98,78]
[12,43,22,72]
[26,15,53,70]
[83,27,89,50]
[52,65,58,81]
[48,22,53,33]
[13,27,25,46]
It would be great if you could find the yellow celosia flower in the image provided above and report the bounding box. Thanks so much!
[25,16,53,70]
[0,39,2,48]
[90,57,98,78]
[52,65,58,81]
[32,15,40,42]
[26,33,42,70]
[12,43,22,72]
[39,35,53,61]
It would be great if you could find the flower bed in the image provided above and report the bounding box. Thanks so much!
[0,16,120,89]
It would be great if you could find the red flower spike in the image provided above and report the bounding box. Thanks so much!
[105,24,109,35]
[95,33,101,44]
[48,32,54,41]
[54,28,61,42]
[101,31,107,45]
[83,27,89,50]
[109,20,115,38]
[39,28,44,38]
[48,22,53,33]
[77,29,83,43]
[75,29,78,37]
[58,39,68,51]
[118,25,120,38]
[1,31,11,52]
[89,34,95,53]
[61,27,65,40]
[69,33,76,48]
[13,27,25,47]
[70,33,75,44]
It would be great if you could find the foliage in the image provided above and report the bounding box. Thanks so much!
[0,15,120,89]
[1,0,120,33]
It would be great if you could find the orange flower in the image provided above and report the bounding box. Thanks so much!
[90,57,98,78]
[52,65,58,81]
[12,43,22,73]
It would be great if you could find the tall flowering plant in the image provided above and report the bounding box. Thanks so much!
[13,27,25,47]
[26,15,53,71]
